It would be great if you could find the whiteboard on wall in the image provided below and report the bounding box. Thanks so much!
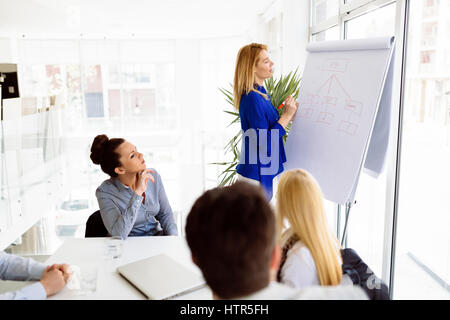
[284,37,395,205]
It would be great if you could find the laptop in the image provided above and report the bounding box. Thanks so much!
[117,254,206,300]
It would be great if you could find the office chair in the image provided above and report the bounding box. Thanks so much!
[85,210,109,237]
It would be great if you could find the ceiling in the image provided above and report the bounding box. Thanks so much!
[0,0,274,39]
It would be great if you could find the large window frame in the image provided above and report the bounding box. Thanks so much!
[309,0,409,299]
[310,0,398,40]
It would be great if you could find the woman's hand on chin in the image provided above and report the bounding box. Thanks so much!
[135,169,155,196]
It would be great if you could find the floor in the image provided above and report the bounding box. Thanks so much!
[393,253,449,300]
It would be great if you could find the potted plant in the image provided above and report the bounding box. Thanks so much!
[215,69,301,186]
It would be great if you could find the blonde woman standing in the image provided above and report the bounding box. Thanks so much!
[276,169,353,289]
[234,43,297,200]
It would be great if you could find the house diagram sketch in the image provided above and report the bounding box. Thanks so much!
[299,59,364,136]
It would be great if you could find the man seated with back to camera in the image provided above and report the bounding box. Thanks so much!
[184,181,367,300]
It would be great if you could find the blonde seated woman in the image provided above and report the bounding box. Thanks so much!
[276,169,353,289]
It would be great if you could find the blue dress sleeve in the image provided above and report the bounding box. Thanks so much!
[243,93,286,136]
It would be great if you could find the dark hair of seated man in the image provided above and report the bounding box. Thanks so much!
[185,181,277,299]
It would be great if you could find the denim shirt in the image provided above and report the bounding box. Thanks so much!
[0,252,47,300]
[95,168,178,239]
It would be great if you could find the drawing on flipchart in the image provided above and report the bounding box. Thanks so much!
[299,59,363,136]
[320,59,348,73]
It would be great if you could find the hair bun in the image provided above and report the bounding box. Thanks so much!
[90,134,109,165]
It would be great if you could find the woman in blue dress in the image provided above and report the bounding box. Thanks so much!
[233,43,298,200]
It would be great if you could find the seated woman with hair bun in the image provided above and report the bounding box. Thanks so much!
[90,134,178,239]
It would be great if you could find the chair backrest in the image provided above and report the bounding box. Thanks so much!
[85,210,109,237]
[341,248,390,300]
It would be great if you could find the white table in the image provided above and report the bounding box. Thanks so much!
[46,236,212,300]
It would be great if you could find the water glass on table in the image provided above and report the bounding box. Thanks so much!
[105,236,124,260]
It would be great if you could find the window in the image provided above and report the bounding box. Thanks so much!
[392,0,450,299]
[345,3,396,39]
[83,65,104,118]
[8,40,178,244]
[420,50,437,73]
[311,26,340,42]
[421,22,438,47]
[309,0,449,300]
[420,51,433,64]
[423,0,439,18]
[312,0,339,25]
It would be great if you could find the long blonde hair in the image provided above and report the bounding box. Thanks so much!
[233,43,268,110]
[276,169,342,286]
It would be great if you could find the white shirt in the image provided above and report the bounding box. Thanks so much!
[280,240,353,289]
[237,281,367,300]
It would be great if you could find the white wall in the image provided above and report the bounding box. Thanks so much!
[247,0,310,75]
[175,39,205,216]
[281,0,310,74]
[0,38,18,63]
